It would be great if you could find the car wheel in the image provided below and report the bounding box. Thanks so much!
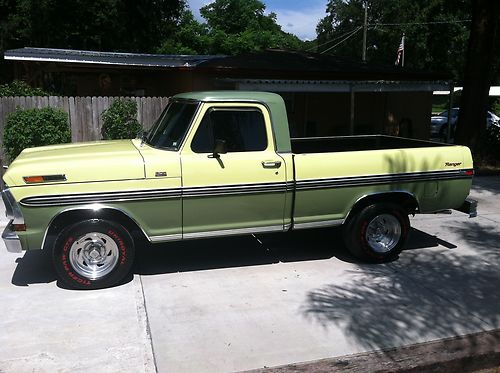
[343,203,410,262]
[52,219,135,289]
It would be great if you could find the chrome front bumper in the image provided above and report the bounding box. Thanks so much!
[2,221,22,253]
[2,187,25,253]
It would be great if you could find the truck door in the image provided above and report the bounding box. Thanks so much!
[180,103,287,238]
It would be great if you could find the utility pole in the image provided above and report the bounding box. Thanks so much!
[362,1,367,62]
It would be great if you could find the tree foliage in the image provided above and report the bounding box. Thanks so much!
[158,0,304,55]
[3,107,70,161]
[0,0,186,53]
[1,0,304,61]
[455,0,499,154]
[316,0,474,81]
[200,0,279,35]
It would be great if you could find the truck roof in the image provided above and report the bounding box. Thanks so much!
[174,90,280,102]
[173,91,291,153]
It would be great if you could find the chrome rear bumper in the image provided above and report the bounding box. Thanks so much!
[456,197,478,218]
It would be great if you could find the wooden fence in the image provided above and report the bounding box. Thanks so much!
[0,96,170,145]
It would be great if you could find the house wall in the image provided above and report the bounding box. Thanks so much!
[12,62,433,139]
[17,64,197,97]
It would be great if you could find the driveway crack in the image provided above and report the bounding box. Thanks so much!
[134,274,158,373]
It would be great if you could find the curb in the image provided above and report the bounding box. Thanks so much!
[246,329,500,373]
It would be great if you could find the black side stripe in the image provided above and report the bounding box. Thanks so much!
[20,182,288,207]
[19,169,472,207]
[183,182,289,197]
[21,188,182,207]
[295,169,472,190]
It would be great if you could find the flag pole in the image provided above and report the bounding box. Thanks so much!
[401,33,405,67]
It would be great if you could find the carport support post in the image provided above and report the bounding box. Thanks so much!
[350,87,355,135]
[362,1,367,62]
[447,81,454,143]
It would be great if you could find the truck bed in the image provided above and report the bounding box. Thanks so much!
[291,135,447,154]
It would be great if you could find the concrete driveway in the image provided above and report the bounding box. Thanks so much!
[0,176,499,372]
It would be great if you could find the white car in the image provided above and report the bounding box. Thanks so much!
[431,108,500,141]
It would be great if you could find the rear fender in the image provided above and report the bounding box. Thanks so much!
[345,191,419,224]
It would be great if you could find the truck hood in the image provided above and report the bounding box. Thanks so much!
[3,140,145,187]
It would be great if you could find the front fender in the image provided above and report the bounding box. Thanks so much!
[40,204,150,251]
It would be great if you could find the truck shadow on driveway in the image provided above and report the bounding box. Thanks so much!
[133,226,456,275]
[134,228,341,276]
[11,248,56,286]
[11,227,457,287]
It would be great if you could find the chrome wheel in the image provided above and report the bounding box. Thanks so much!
[69,232,119,280]
[365,214,402,253]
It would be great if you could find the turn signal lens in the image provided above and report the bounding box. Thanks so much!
[13,224,26,231]
[23,174,66,184]
[23,176,45,183]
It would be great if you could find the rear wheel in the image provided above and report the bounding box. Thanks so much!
[343,203,410,262]
[52,219,135,289]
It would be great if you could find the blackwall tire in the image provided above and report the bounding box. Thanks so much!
[52,219,135,290]
[343,203,410,262]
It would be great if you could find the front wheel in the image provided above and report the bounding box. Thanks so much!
[52,219,135,289]
[343,203,410,262]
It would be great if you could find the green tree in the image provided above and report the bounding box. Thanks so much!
[200,0,280,35]
[0,0,188,81]
[455,0,499,153]
[316,0,473,81]
[0,0,186,53]
[158,9,211,55]
[160,0,304,55]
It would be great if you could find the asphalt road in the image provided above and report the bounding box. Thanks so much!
[0,176,499,372]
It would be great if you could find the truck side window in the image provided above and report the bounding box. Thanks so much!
[191,108,268,153]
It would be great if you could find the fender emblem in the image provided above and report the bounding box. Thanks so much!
[155,171,167,177]
[445,162,462,167]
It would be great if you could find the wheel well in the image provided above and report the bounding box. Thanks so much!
[42,207,148,250]
[346,192,419,224]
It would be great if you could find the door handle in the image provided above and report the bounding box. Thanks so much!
[262,161,282,169]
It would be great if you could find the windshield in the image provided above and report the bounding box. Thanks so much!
[146,100,199,150]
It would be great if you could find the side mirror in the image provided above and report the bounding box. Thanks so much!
[213,139,227,158]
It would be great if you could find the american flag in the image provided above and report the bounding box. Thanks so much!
[395,35,405,66]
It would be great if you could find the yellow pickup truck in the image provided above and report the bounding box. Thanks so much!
[2,91,476,289]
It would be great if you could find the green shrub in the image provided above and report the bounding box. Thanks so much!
[3,107,71,161]
[101,99,143,140]
[0,80,49,96]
